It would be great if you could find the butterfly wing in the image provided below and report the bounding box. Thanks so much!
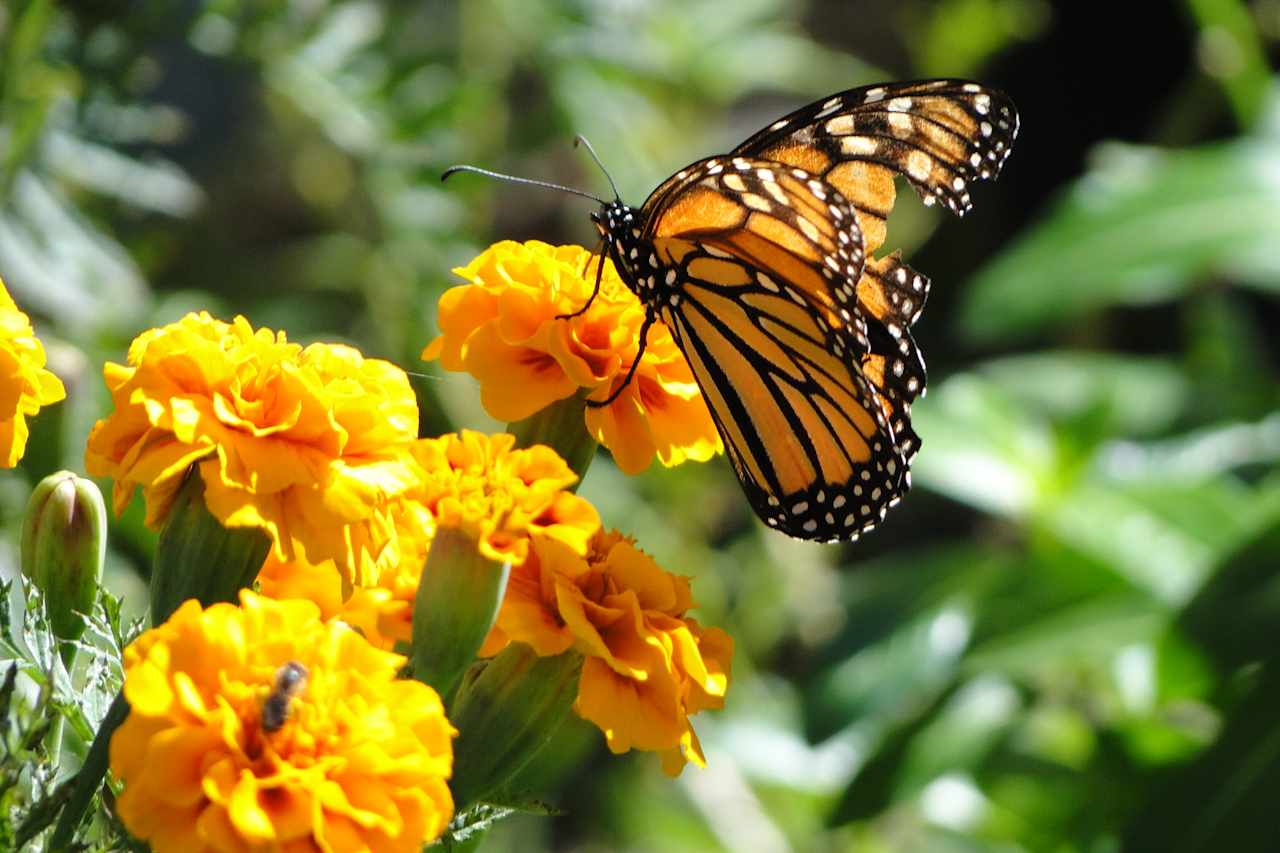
[618,80,1019,538]
[639,158,906,539]
[734,78,1018,224]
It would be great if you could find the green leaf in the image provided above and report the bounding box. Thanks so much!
[909,375,1056,518]
[1171,518,1280,670]
[977,352,1189,437]
[959,137,1280,343]
[829,678,962,825]
[1122,662,1280,853]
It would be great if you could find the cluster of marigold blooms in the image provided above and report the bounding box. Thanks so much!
[1,239,733,852]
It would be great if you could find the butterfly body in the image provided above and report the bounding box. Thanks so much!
[589,80,1018,541]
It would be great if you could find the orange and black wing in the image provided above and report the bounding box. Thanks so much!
[640,158,906,539]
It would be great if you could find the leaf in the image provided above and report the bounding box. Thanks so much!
[1171,518,1280,670]
[909,375,1055,518]
[1122,662,1280,853]
[828,678,962,825]
[978,352,1190,438]
[959,137,1280,343]
[1038,477,1258,606]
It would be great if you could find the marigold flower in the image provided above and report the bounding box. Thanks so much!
[110,591,455,853]
[0,279,65,467]
[85,312,422,585]
[485,529,733,775]
[258,497,433,651]
[422,240,721,474]
[259,431,600,650]
[414,429,601,564]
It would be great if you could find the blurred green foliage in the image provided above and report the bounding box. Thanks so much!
[1,0,1278,851]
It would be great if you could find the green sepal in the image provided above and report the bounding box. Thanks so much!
[150,471,272,624]
[409,526,510,700]
[448,643,582,810]
[507,391,597,485]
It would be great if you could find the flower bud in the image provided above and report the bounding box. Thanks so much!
[410,526,510,699]
[20,471,106,645]
[448,643,581,809]
[150,471,272,623]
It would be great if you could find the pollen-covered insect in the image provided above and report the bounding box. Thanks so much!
[261,661,308,733]
[445,79,1018,541]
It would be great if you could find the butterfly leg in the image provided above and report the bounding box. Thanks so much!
[585,310,654,408]
[556,241,607,320]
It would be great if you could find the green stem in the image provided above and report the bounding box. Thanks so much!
[49,692,128,849]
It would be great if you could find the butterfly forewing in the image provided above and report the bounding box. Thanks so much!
[733,79,1019,223]
[653,236,907,540]
[642,156,870,351]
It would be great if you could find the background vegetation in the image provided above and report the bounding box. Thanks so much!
[3,0,1279,850]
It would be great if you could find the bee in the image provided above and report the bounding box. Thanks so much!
[261,661,308,733]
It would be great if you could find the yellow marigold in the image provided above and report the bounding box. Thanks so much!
[258,495,433,651]
[85,312,422,585]
[485,530,733,775]
[0,279,65,467]
[414,429,601,564]
[260,432,600,650]
[422,240,721,474]
[110,591,455,852]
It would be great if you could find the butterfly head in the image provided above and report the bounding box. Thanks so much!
[591,201,639,238]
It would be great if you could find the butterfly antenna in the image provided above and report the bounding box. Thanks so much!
[441,165,606,205]
[573,135,621,201]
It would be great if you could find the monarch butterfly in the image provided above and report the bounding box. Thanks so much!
[445,79,1018,541]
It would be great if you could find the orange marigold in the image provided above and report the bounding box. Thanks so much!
[0,279,65,467]
[422,240,721,474]
[110,591,455,852]
[85,312,422,585]
[484,530,733,775]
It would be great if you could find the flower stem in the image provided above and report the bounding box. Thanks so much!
[48,692,129,849]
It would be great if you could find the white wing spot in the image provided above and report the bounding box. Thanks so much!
[825,115,855,135]
[841,135,878,156]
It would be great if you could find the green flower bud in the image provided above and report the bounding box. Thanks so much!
[20,471,106,646]
[150,471,272,624]
[409,526,510,700]
[448,643,582,809]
